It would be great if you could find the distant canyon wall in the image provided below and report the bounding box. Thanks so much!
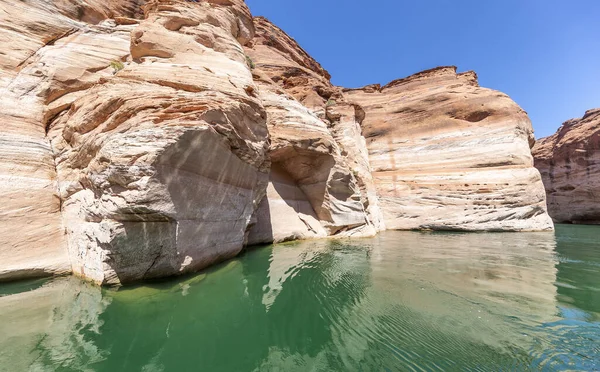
[533,109,600,224]
[343,67,553,231]
[0,0,552,285]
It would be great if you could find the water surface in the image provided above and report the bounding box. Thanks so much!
[1,225,599,371]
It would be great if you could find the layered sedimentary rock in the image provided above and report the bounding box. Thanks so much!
[48,0,270,285]
[245,17,385,243]
[533,109,600,223]
[0,0,146,281]
[1,0,271,285]
[343,67,553,231]
[0,1,554,285]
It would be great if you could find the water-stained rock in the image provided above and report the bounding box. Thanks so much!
[533,109,600,224]
[0,2,554,285]
[0,0,145,281]
[245,18,384,241]
[1,0,271,285]
[343,67,553,231]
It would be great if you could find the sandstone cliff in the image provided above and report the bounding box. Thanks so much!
[244,16,385,243]
[343,67,553,231]
[533,109,600,224]
[1,0,268,285]
[0,0,553,285]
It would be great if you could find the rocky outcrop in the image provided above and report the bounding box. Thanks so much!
[533,109,600,224]
[0,0,146,281]
[245,17,385,243]
[343,67,553,231]
[246,78,367,244]
[1,0,269,285]
[48,0,269,285]
[0,1,553,285]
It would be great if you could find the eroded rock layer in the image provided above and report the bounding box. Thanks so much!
[343,67,553,231]
[1,0,271,285]
[245,17,385,242]
[0,0,146,281]
[0,1,554,285]
[533,109,600,224]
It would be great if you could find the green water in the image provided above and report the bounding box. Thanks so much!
[1,225,599,371]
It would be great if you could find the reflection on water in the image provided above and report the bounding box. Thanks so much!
[0,278,110,371]
[1,225,599,371]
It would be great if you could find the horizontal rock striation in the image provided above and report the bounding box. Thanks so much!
[49,0,268,285]
[343,67,553,231]
[0,0,145,281]
[0,1,553,285]
[1,0,270,285]
[533,109,600,224]
[245,17,385,243]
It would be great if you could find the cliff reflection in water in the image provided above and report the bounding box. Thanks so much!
[2,227,599,371]
[0,277,110,371]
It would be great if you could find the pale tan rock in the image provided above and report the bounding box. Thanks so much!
[0,0,136,281]
[249,16,333,111]
[343,67,553,231]
[1,0,271,285]
[247,78,369,244]
[46,0,270,285]
[0,3,555,285]
[245,18,384,242]
[326,102,386,232]
[533,109,600,224]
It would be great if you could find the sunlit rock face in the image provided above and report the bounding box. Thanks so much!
[0,1,554,285]
[1,0,270,285]
[343,67,554,231]
[533,109,600,224]
[245,17,385,242]
[50,0,268,285]
[0,0,146,281]
[246,76,371,244]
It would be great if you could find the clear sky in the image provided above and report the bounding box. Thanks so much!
[245,0,600,138]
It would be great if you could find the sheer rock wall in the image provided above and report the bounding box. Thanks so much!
[533,109,600,224]
[0,1,553,285]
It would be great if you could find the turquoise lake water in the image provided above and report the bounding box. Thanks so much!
[1,225,599,371]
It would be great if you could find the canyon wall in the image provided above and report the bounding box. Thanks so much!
[244,17,385,243]
[0,0,553,285]
[533,109,600,224]
[0,0,146,281]
[1,0,271,285]
[343,67,553,231]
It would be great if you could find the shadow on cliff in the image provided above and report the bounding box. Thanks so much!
[105,128,261,284]
[247,160,331,245]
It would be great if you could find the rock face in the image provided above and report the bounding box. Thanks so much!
[533,109,600,224]
[245,80,366,244]
[0,1,553,285]
[343,67,553,231]
[0,0,145,281]
[1,0,270,285]
[245,17,385,244]
[48,0,269,285]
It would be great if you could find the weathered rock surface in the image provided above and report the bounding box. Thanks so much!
[533,109,600,224]
[1,0,270,285]
[246,76,372,244]
[343,67,553,231]
[245,17,385,242]
[50,0,269,285]
[0,0,145,281]
[0,2,553,285]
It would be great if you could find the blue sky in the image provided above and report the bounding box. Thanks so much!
[246,0,600,138]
